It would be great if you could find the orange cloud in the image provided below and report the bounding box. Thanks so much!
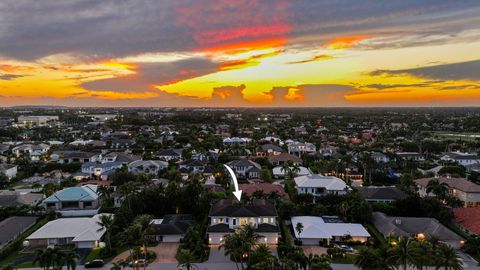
[327,35,368,49]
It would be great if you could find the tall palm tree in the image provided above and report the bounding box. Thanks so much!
[220,233,243,270]
[176,249,199,270]
[392,236,415,270]
[411,240,432,270]
[60,251,79,270]
[435,244,463,270]
[426,179,450,200]
[133,214,154,270]
[295,222,304,240]
[96,214,114,251]
[355,247,379,270]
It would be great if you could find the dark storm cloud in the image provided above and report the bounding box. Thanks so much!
[371,59,480,81]
[0,0,479,60]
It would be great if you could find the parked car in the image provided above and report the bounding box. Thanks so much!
[130,259,148,267]
[84,259,104,268]
[338,244,354,253]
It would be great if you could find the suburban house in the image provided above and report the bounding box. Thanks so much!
[26,214,107,248]
[43,185,100,216]
[151,214,194,243]
[371,152,390,163]
[453,207,480,236]
[287,142,316,156]
[178,159,206,174]
[291,216,370,245]
[268,153,303,166]
[272,166,312,178]
[256,144,284,157]
[128,160,168,175]
[223,137,251,146]
[415,177,480,207]
[295,174,349,200]
[0,216,38,249]
[226,159,262,179]
[318,145,339,157]
[50,151,100,164]
[0,164,18,179]
[101,152,141,165]
[0,190,44,208]
[396,152,425,162]
[440,152,480,166]
[156,149,183,161]
[109,139,136,149]
[80,162,124,180]
[12,143,50,161]
[358,186,407,203]
[207,199,279,245]
[372,212,464,248]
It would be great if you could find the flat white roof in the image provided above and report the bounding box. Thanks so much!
[291,216,370,239]
[27,214,108,242]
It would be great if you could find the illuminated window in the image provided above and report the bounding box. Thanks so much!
[263,218,269,223]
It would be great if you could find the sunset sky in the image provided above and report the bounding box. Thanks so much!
[1,0,480,107]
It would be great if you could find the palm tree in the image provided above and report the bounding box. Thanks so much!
[355,247,380,270]
[97,214,114,251]
[60,251,79,270]
[435,244,463,270]
[355,246,396,270]
[295,222,304,240]
[426,179,450,199]
[392,236,415,270]
[33,248,49,270]
[176,249,199,270]
[220,233,243,270]
[280,162,292,179]
[411,240,432,270]
[133,214,154,270]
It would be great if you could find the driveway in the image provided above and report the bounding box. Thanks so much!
[208,245,231,263]
[150,243,180,263]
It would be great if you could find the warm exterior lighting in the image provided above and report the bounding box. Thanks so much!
[417,233,425,240]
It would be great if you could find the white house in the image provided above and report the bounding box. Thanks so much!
[207,199,279,245]
[292,216,370,245]
[128,160,168,175]
[295,174,349,199]
[288,142,316,156]
[12,143,50,161]
[226,159,262,179]
[81,162,124,180]
[26,214,108,248]
[440,152,480,167]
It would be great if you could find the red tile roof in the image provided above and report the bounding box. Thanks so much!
[453,207,480,235]
[239,183,289,200]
